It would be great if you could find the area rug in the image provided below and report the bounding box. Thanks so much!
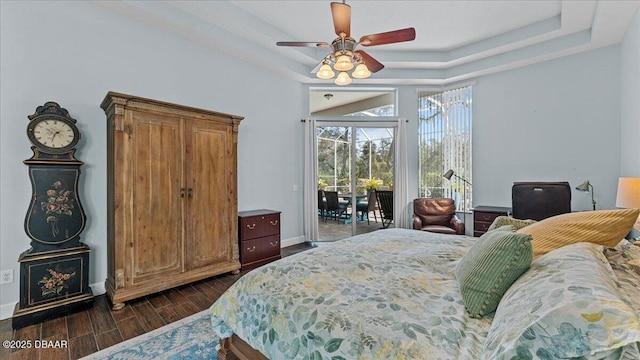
[81,310,218,360]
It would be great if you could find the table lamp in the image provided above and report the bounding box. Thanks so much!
[615,177,640,240]
[576,180,596,210]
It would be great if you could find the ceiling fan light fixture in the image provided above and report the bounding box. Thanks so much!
[333,55,354,71]
[276,2,416,86]
[351,63,371,79]
[335,71,352,85]
[317,63,335,79]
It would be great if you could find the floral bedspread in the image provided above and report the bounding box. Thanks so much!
[209,229,640,360]
[210,229,492,359]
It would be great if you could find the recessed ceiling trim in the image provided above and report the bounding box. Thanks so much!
[93,0,640,87]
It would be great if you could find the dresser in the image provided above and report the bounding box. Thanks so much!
[471,206,511,237]
[101,92,243,310]
[238,210,282,270]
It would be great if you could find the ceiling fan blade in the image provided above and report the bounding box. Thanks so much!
[331,2,351,37]
[355,50,384,73]
[359,27,416,46]
[276,41,330,47]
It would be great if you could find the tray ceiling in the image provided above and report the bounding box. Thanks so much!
[94,0,639,86]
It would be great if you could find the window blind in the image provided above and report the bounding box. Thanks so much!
[418,86,472,212]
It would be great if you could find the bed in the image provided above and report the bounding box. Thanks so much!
[209,227,640,360]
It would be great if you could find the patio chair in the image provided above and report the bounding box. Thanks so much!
[324,191,348,223]
[356,190,378,224]
[376,190,394,228]
[318,189,327,221]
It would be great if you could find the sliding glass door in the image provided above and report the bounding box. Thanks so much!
[316,123,395,240]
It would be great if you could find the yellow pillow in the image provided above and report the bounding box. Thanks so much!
[516,208,640,257]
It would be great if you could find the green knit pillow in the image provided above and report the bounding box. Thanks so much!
[487,216,537,232]
[455,225,533,318]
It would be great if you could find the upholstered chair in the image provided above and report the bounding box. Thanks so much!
[413,198,465,235]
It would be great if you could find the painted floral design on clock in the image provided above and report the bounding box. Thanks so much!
[40,180,75,236]
[38,267,76,298]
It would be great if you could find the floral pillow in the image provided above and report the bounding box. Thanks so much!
[481,242,640,360]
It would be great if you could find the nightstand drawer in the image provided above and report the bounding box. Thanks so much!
[474,211,502,223]
[240,235,281,264]
[474,221,492,233]
[471,206,511,237]
[240,213,280,241]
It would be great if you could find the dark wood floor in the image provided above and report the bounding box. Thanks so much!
[0,243,315,360]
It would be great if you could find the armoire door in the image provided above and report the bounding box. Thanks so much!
[184,119,233,270]
[129,111,184,283]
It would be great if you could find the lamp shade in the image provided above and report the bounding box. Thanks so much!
[316,64,335,79]
[351,63,371,79]
[334,71,352,85]
[442,169,454,180]
[616,177,640,208]
[334,55,354,71]
[616,177,640,231]
[576,180,591,191]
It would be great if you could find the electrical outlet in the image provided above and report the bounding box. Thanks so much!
[0,269,13,284]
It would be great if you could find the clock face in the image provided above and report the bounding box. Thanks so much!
[28,117,79,153]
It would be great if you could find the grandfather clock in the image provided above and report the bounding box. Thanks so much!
[12,102,94,329]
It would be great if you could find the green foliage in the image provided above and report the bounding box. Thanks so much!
[318,126,394,193]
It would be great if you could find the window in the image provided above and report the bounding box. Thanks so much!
[418,86,472,211]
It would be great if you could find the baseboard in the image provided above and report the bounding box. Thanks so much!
[0,301,17,321]
[0,236,308,321]
[281,235,305,248]
[0,281,107,321]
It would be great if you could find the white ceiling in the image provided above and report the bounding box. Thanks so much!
[94,0,640,86]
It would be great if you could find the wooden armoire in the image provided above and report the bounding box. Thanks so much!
[101,92,243,310]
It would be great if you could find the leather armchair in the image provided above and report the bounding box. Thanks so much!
[413,198,465,235]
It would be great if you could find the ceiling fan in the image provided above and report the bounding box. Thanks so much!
[276,1,416,85]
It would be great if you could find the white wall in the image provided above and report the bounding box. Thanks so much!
[620,8,640,239]
[472,46,621,211]
[620,9,640,176]
[0,1,305,318]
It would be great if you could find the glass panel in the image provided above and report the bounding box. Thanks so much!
[317,125,394,241]
[317,126,351,194]
[310,90,396,117]
[354,127,394,235]
[418,86,472,212]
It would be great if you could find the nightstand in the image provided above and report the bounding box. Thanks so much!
[238,209,281,271]
[471,206,511,237]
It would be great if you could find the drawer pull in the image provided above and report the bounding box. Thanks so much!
[247,246,256,252]
[270,241,279,247]
[247,224,256,230]
[270,220,279,226]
